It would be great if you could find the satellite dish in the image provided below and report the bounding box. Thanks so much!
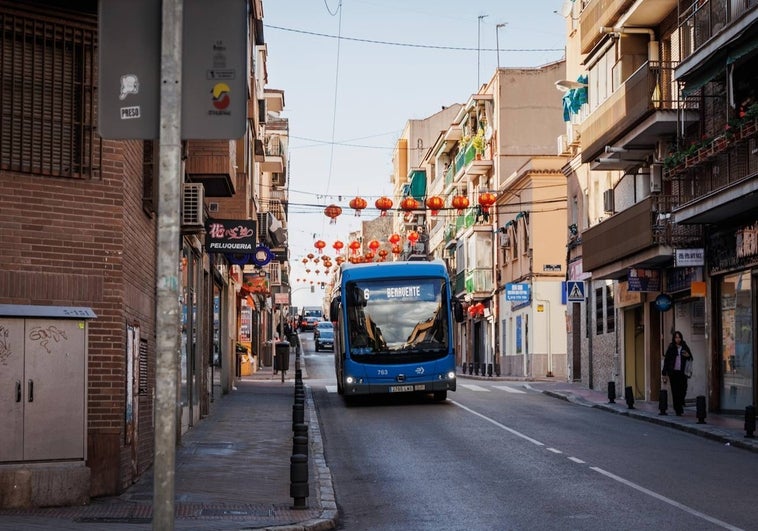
[560,0,572,17]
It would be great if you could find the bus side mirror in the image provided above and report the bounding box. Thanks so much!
[329,297,341,322]
[452,298,464,323]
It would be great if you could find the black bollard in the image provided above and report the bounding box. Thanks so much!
[624,386,635,409]
[495,363,501,377]
[461,363,467,374]
[658,389,668,415]
[292,402,304,428]
[468,362,473,375]
[745,406,756,438]
[290,454,309,509]
[487,363,493,377]
[293,433,308,457]
[607,381,616,404]
[696,395,707,424]
[474,362,480,376]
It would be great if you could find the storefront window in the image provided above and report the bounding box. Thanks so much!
[719,272,753,411]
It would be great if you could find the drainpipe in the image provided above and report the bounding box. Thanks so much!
[600,26,658,63]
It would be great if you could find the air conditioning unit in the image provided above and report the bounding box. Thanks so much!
[256,212,271,243]
[181,183,205,229]
[603,189,615,214]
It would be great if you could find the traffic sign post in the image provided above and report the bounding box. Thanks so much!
[567,281,586,302]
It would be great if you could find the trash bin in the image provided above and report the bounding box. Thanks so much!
[274,340,290,372]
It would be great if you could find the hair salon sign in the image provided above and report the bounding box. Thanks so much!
[205,219,256,253]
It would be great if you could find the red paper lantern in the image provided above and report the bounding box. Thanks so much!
[301,258,308,264]
[425,195,444,216]
[368,239,380,251]
[324,204,342,224]
[314,240,326,253]
[392,245,402,255]
[333,240,344,252]
[478,192,497,214]
[388,233,401,245]
[375,196,393,216]
[307,253,315,260]
[407,230,419,244]
[378,249,388,261]
[400,197,419,212]
[349,196,367,216]
[349,240,361,255]
[451,194,470,214]
[336,256,345,264]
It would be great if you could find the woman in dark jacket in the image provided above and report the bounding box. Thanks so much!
[662,331,693,416]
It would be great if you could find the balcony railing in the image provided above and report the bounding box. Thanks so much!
[465,268,494,295]
[678,0,758,62]
[582,195,703,272]
[581,61,690,163]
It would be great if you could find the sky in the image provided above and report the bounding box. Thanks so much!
[262,0,568,309]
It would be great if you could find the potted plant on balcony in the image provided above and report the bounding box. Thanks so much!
[471,129,486,159]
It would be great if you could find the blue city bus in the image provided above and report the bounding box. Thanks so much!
[329,259,464,402]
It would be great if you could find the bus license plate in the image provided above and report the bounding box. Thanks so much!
[389,384,425,393]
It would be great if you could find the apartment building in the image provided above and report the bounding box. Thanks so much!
[562,0,758,412]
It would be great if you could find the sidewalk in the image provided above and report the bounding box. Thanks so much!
[460,372,758,453]
[0,345,338,531]
[2,359,757,530]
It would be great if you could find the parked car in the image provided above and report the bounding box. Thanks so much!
[313,321,334,351]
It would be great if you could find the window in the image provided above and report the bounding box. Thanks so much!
[0,7,101,178]
[595,287,604,335]
[605,283,615,333]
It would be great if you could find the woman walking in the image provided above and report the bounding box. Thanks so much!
[662,331,693,416]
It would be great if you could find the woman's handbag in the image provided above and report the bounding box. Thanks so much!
[684,358,693,378]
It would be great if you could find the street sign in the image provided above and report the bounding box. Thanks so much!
[505,283,530,302]
[567,281,586,301]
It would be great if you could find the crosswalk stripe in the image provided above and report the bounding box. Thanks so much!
[459,384,489,392]
[325,385,338,393]
[492,385,526,394]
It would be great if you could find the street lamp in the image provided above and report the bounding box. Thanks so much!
[477,14,488,88]
[496,23,507,69]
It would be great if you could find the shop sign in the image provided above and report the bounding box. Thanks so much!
[675,248,704,267]
[627,268,660,292]
[206,219,256,253]
[505,283,530,302]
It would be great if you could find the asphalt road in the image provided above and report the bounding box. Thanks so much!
[299,333,758,531]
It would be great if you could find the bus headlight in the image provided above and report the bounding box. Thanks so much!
[447,371,456,380]
[346,376,355,384]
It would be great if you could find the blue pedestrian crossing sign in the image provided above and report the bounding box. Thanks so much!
[567,281,586,302]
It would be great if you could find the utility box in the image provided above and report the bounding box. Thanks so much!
[0,305,96,508]
[274,341,290,372]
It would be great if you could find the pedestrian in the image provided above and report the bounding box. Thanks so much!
[662,330,693,416]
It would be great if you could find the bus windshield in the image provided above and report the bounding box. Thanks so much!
[345,278,448,357]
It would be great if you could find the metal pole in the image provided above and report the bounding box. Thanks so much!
[154,0,183,528]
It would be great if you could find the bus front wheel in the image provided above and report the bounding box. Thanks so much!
[433,391,447,402]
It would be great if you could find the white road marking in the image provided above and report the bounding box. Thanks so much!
[568,457,585,464]
[546,447,562,454]
[492,385,526,394]
[591,467,743,531]
[451,400,544,446]
[325,385,338,393]
[459,384,490,392]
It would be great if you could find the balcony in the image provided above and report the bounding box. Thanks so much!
[581,62,695,165]
[582,195,703,277]
[464,268,494,297]
[261,134,286,173]
[678,0,758,65]
[185,140,236,197]
[579,0,633,54]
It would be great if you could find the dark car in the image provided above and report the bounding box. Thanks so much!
[313,321,334,351]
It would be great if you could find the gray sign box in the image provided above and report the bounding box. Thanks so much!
[98,0,161,139]
[181,0,248,140]
[98,0,247,141]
